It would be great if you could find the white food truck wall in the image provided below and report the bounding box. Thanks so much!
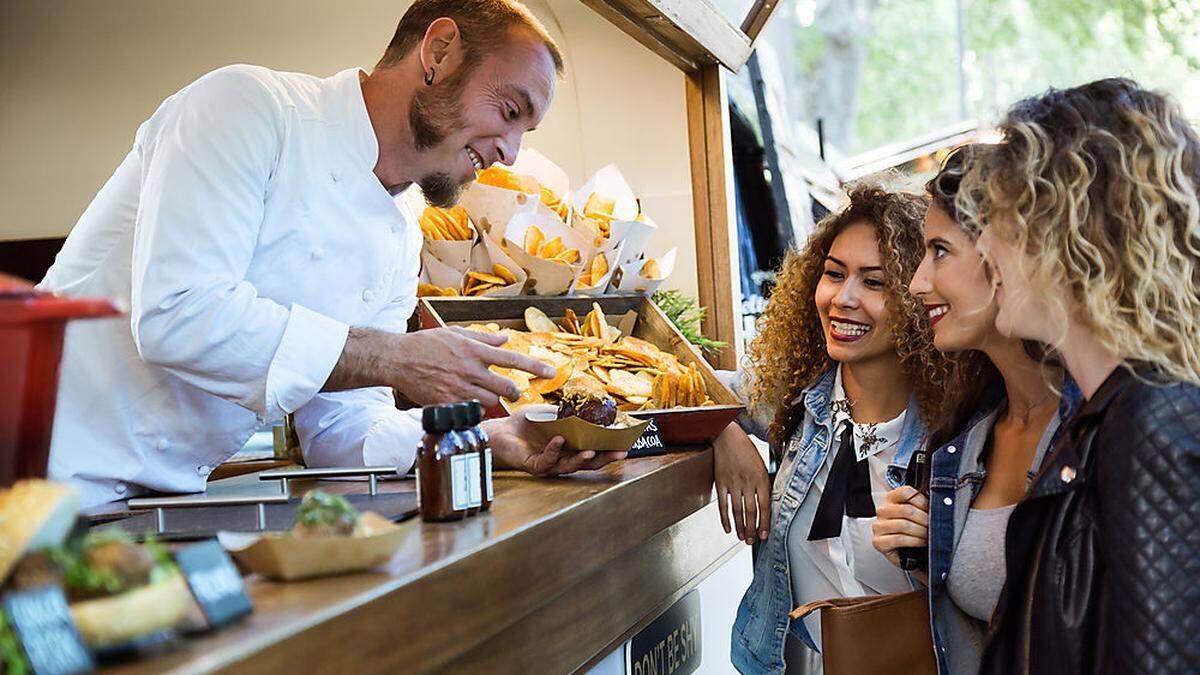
[0,0,699,299]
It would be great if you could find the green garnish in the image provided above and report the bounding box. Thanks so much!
[652,290,728,354]
[293,490,358,533]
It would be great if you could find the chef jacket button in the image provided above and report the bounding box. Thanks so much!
[330,171,340,183]
[947,445,957,454]
[311,247,324,260]
[156,438,170,451]
[197,465,210,476]
[115,483,127,495]
[362,289,376,303]
[943,497,953,506]
[940,572,948,581]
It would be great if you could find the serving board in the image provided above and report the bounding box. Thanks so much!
[418,294,742,446]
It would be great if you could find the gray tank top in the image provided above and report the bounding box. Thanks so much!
[946,504,1017,622]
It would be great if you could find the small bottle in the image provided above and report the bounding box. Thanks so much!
[452,403,483,516]
[417,404,469,522]
[467,401,493,512]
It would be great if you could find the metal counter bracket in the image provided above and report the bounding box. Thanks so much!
[256,466,400,499]
[127,494,291,533]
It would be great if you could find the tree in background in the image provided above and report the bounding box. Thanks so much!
[786,0,1200,155]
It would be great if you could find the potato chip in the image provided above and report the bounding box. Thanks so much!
[537,236,564,259]
[584,192,616,217]
[541,186,569,221]
[524,307,558,333]
[493,264,518,285]
[418,283,445,297]
[554,248,581,264]
[467,271,508,285]
[640,258,662,280]
[531,362,573,394]
[608,369,652,399]
[524,226,545,256]
[591,253,609,281]
[477,166,539,194]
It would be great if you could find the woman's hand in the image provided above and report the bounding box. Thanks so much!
[872,485,930,568]
[714,423,771,545]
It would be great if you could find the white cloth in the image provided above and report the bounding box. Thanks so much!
[40,65,425,507]
[784,366,913,648]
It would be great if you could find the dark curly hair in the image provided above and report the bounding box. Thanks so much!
[748,181,950,448]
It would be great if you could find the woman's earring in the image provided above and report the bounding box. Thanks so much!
[425,70,435,86]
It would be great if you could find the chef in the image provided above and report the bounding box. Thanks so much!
[39,0,625,508]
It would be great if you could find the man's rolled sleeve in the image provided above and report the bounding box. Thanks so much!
[264,304,349,421]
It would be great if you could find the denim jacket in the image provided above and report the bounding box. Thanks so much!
[731,367,929,675]
[925,376,1081,675]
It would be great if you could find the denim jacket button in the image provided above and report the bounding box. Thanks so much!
[947,445,957,454]
[941,571,948,581]
[943,497,953,506]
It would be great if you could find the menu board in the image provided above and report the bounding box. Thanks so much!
[2,585,94,675]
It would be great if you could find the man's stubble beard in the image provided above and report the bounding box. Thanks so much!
[410,61,474,208]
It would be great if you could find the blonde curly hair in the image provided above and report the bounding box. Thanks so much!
[957,78,1200,384]
[748,183,949,446]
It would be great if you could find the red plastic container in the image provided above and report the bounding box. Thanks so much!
[0,273,119,487]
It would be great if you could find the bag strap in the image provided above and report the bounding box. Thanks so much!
[789,599,839,620]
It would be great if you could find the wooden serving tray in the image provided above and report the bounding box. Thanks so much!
[417,294,743,446]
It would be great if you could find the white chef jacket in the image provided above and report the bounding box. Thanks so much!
[783,366,913,649]
[40,65,425,507]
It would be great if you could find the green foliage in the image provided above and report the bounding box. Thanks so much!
[0,609,30,675]
[651,290,728,354]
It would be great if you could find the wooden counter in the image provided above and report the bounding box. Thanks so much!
[104,449,738,674]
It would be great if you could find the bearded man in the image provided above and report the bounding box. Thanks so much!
[39,0,624,508]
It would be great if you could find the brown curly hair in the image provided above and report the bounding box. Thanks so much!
[748,182,949,447]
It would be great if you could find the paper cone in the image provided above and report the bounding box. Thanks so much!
[458,182,538,241]
[572,164,639,222]
[514,148,572,224]
[422,248,466,293]
[611,248,677,295]
[466,235,528,297]
[503,211,587,295]
[610,214,658,266]
[571,241,626,296]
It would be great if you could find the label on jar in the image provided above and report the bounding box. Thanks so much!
[484,448,494,501]
[450,455,470,511]
[466,453,482,508]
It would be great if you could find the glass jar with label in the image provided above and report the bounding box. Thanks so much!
[451,403,483,516]
[466,401,493,512]
[416,404,469,522]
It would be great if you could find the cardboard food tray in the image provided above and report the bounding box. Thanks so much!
[418,294,743,446]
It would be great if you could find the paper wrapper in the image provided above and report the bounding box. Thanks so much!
[402,188,478,270]
[524,405,650,453]
[422,248,466,293]
[502,211,587,295]
[611,248,677,295]
[610,214,658,267]
[467,235,527,297]
[458,182,538,241]
[513,148,572,224]
[571,240,626,296]
[572,164,639,222]
[217,512,411,581]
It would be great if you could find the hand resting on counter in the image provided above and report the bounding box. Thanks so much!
[484,413,628,477]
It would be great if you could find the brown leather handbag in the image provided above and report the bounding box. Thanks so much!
[789,590,938,675]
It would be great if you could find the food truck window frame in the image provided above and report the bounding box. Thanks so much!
[583,0,784,369]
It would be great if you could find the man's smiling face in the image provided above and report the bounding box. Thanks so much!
[410,27,557,207]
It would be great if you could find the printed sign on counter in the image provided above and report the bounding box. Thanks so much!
[2,585,94,675]
[174,540,253,629]
[626,419,667,459]
[627,590,701,675]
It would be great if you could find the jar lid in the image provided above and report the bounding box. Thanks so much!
[449,402,472,430]
[421,405,457,433]
[465,400,484,426]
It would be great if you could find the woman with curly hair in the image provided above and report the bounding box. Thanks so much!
[871,145,1080,675]
[957,78,1200,673]
[725,183,948,675]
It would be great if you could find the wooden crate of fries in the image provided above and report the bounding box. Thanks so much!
[418,295,743,446]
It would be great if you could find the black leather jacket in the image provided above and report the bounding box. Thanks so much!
[980,367,1200,674]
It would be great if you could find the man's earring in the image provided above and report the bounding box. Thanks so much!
[425,70,435,86]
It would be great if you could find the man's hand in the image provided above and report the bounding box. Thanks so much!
[483,413,627,477]
[324,326,555,407]
[714,423,771,545]
[872,485,930,568]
